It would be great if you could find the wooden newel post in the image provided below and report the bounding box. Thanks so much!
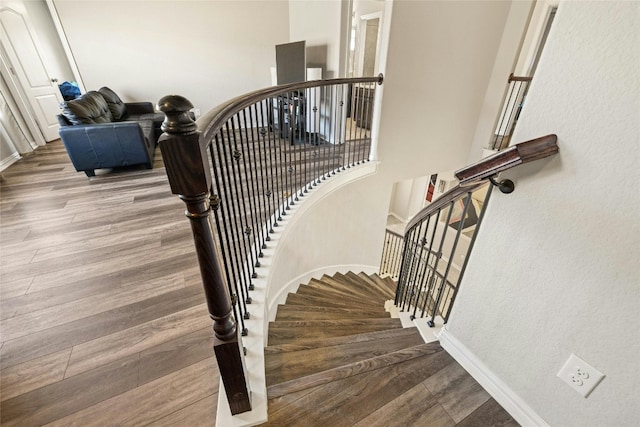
[157,95,252,415]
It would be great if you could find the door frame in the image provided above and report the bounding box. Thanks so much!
[0,44,46,148]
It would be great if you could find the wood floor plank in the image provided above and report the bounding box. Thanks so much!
[0,284,204,369]
[64,303,210,378]
[145,393,218,427]
[265,347,454,426]
[0,354,140,426]
[353,381,455,427]
[0,349,71,402]
[423,361,492,423]
[1,272,187,338]
[457,398,520,427]
[43,357,219,427]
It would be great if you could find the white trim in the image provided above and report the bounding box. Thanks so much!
[45,0,85,92]
[0,152,21,172]
[438,327,550,427]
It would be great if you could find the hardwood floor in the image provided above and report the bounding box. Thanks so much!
[0,140,517,426]
[1,141,218,425]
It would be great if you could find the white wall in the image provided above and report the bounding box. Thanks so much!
[466,0,535,162]
[447,2,639,426]
[376,0,513,182]
[288,0,343,77]
[53,1,289,113]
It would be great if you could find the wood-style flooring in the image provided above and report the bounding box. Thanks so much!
[1,141,218,425]
[0,140,517,426]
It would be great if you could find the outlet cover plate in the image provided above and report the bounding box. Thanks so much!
[557,353,605,397]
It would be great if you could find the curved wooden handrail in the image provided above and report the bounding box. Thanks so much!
[197,74,384,142]
[405,181,489,232]
[456,134,558,184]
[405,134,558,233]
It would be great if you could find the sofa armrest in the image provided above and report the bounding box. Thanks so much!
[58,121,154,175]
[125,102,154,115]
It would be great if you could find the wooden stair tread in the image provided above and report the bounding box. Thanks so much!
[322,273,391,301]
[264,326,420,354]
[274,304,389,321]
[267,318,403,345]
[267,342,445,398]
[284,292,387,312]
[305,277,389,303]
[294,285,386,309]
[344,271,396,299]
[358,272,397,299]
[265,328,426,386]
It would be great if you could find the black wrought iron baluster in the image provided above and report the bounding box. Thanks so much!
[410,218,434,319]
[212,132,248,334]
[420,202,454,323]
[228,117,257,290]
[253,103,272,245]
[265,98,282,227]
[240,108,264,269]
[398,227,418,310]
[220,122,252,318]
[428,193,473,327]
[406,221,426,313]
[443,185,493,323]
[418,208,443,318]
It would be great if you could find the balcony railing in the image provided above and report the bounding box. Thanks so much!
[157,75,383,415]
[385,134,559,326]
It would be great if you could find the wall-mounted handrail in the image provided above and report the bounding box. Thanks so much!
[390,135,558,326]
[158,75,383,416]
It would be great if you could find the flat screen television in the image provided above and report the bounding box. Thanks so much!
[275,40,306,84]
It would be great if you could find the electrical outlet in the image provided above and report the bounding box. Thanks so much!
[557,353,605,397]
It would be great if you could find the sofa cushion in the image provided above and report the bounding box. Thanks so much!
[98,87,127,121]
[61,91,113,125]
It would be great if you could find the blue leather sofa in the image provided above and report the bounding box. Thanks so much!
[57,87,164,177]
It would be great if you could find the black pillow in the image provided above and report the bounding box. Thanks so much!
[98,87,127,121]
[61,91,113,125]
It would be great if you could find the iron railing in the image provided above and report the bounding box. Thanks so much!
[393,181,492,326]
[490,74,533,151]
[389,134,559,327]
[157,75,383,415]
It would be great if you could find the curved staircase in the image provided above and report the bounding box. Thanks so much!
[259,272,518,426]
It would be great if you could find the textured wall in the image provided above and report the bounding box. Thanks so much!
[53,1,289,112]
[447,2,639,425]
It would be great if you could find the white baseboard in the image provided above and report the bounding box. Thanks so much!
[0,153,21,173]
[438,327,549,427]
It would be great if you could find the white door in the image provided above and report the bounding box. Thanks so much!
[0,2,63,142]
